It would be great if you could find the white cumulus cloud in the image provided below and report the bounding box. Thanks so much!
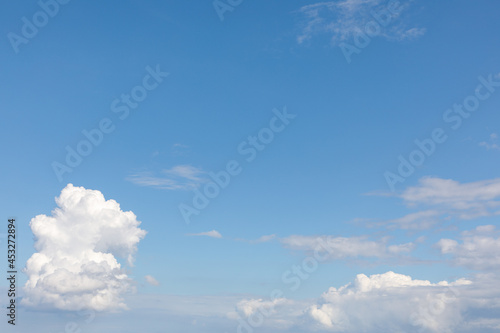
[22,184,147,311]
[308,271,473,332]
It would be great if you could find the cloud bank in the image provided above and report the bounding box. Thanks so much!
[23,184,147,311]
[229,272,500,333]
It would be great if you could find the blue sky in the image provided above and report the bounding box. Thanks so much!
[1,0,500,332]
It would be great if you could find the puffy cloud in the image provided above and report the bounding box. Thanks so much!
[187,230,222,238]
[145,275,160,286]
[126,164,206,190]
[280,235,415,259]
[308,272,472,332]
[296,0,425,45]
[437,225,500,271]
[436,238,458,254]
[23,184,146,311]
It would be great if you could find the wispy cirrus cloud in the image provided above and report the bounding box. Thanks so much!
[126,165,206,190]
[372,176,500,230]
[381,209,444,230]
[295,0,425,45]
[280,234,415,260]
[401,177,500,209]
[236,234,277,244]
[251,234,276,243]
[186,230,222,239]
[401,177,500,220]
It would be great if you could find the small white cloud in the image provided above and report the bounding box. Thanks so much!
[397,27,427,40]
[479,133,500,151]
[171,143,190,156]
[187,230,222,239]
[436,238,458,254]
[23,184,147,311]
[145,275,160,286]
